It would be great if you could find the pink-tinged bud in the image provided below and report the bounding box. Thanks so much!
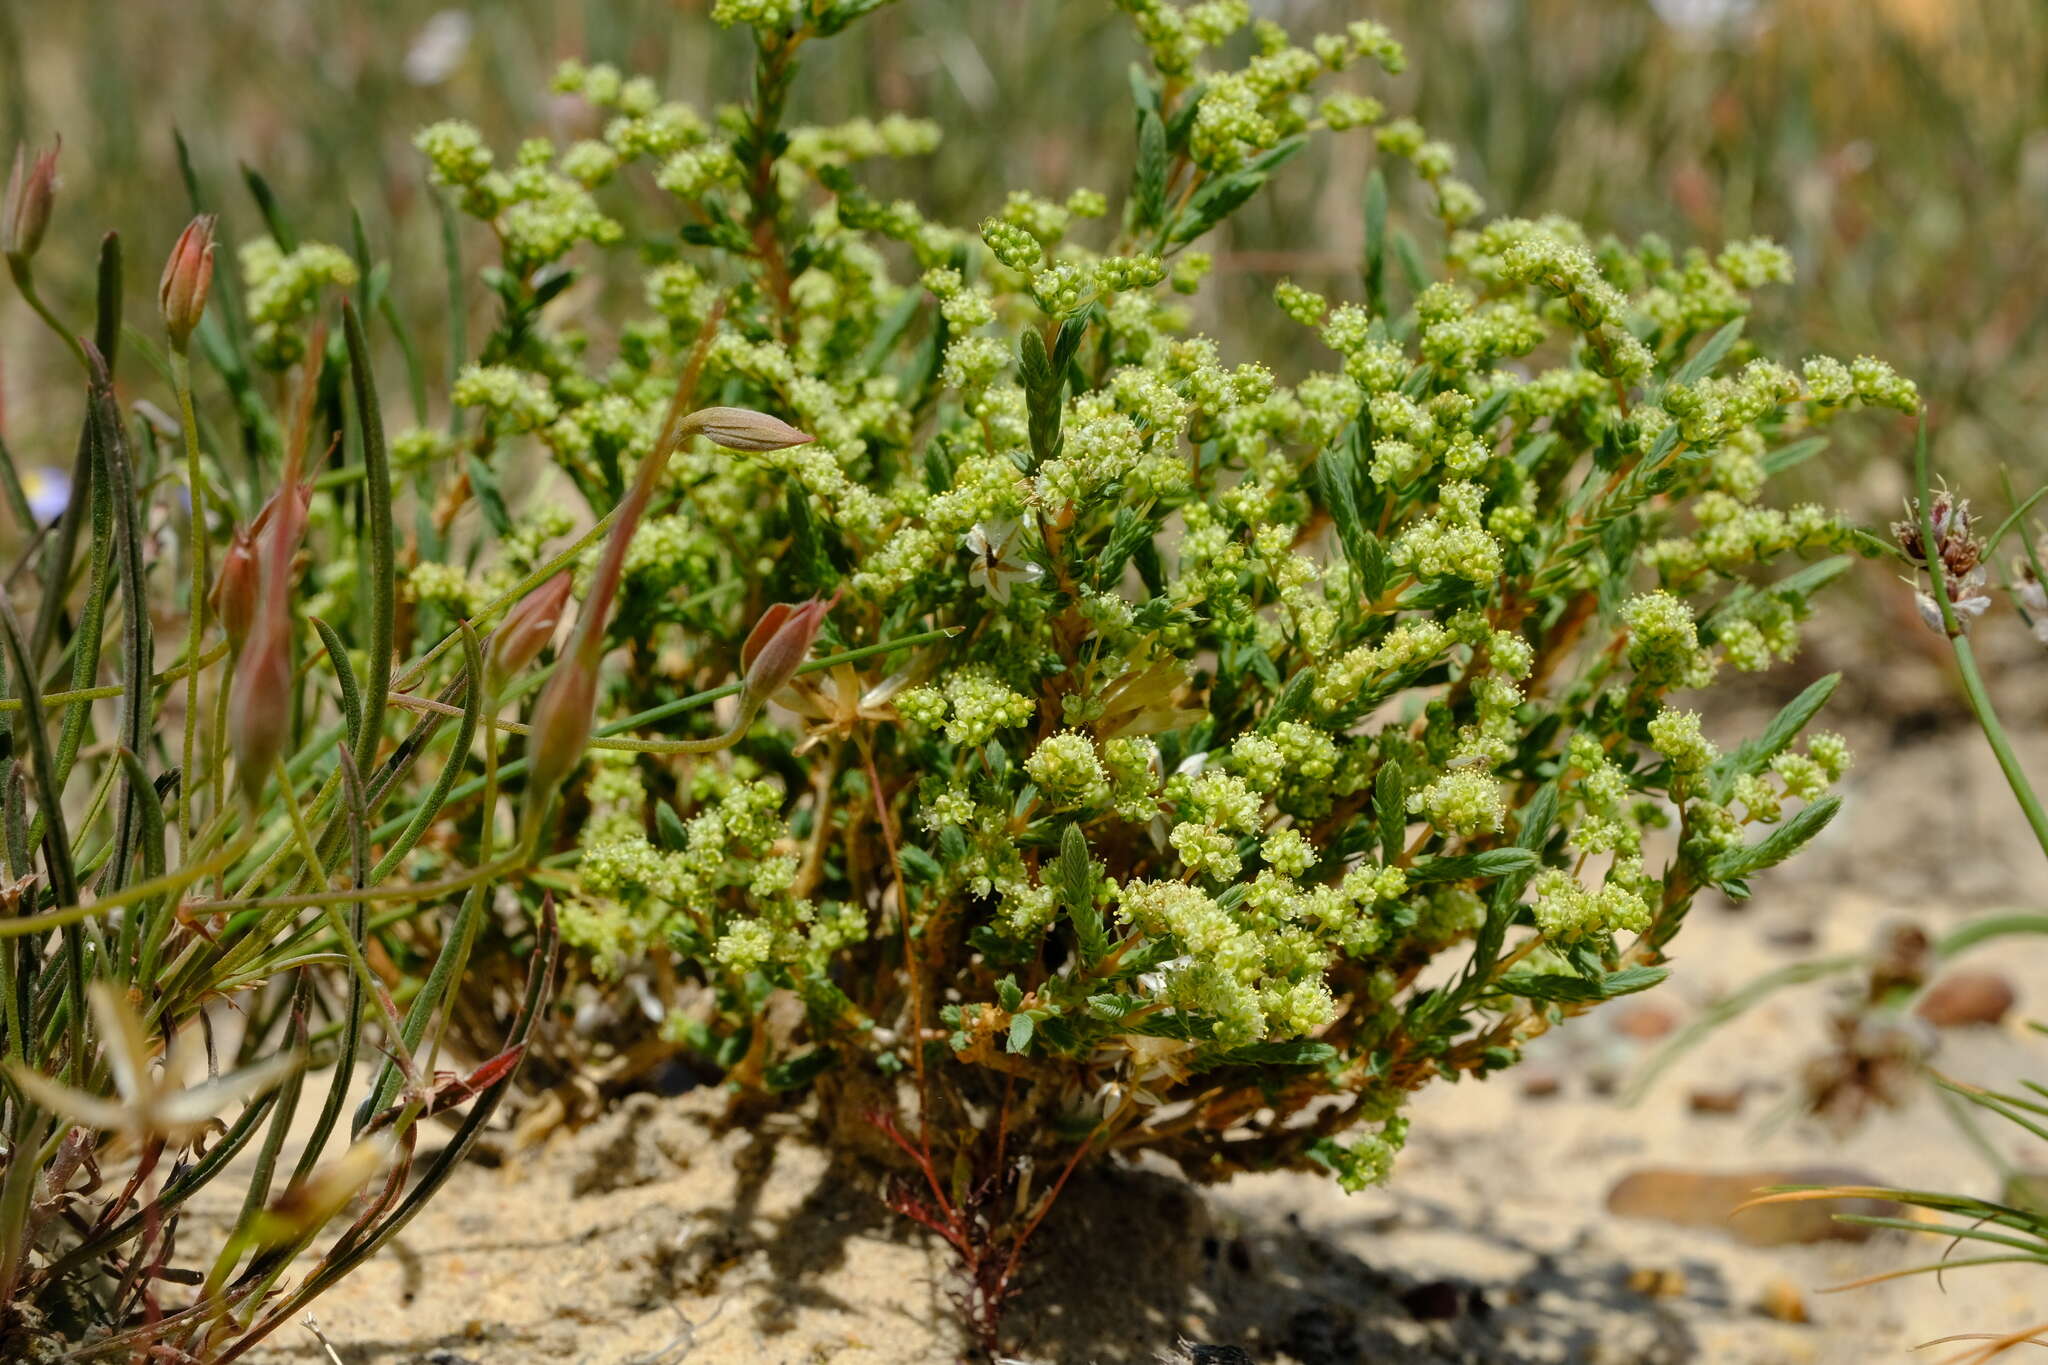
[490,572,572,683]
[158,214,217,351]
[740,597,831,708]
[685,406,814,453]
[211,525,259,657]
[227,606,293,809]
[227,455,316,806]
[2,138,59,265]
[520,644,598,842]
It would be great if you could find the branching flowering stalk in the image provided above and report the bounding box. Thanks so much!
[0,183,565,1359]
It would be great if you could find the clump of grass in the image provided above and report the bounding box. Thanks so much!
[1728,433,2048,1365]
[0,132,828,1355]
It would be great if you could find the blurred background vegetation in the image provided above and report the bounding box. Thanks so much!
[3,0,2043,516]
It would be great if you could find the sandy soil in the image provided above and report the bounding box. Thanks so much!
[239,713,2048,1365]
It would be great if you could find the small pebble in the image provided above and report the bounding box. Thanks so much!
[1626,1266,1688,1298]
[1914,970,2017,1028]
[1606,1166,1897,1245]
[1688,1084,1747,1115]
[1612,1001,1678,1041]
[1758,1279,1809,1323]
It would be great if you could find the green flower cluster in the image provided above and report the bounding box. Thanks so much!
[409,0,1905,1198]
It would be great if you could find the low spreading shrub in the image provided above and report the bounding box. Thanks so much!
[398,0,1915,1338]
[0,0,1927,1354]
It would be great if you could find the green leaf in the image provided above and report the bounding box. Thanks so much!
[1407,847,1539,883]
[1769,556,1853,604]
[242,163,298,251]
[1202,1039,1336,1069]
[343,301,396,791]
[1057,823,1108,963]
[1052,311,1091,374]
[764,1048,836,1092]
[996,975,1024,1013]
[1376,761,1407,865]
[465,454,512,535]
[1318,441,1389,599]
[1709,796,1841,886]
[1133,109,1168,230]
[1170,137,1306,244]
[1007,1013,1035,1054]
[1392,231,1427,295]
[1764,435,1829,476]
[1127,64,1161,118]
[1669,318,1745,388]
[898,844,942,884]
[655,801,689,852]
[1516,781,1560,851]
[1087,993,1142,1022]
[815,0,894,36]
[784,483,838,592]
[1362,169,1389,315]
[1501,965,1669,1003]
[1720,672,1839,782]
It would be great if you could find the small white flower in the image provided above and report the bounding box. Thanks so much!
[22,466,70,524]
[404,10,474,86]
[1916,570,1992,635]
[964,520,1043,603]
[2015,566,2048,615]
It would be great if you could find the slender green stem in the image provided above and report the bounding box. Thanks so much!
[1915,423,2048,861]
[272,757,419,1094]
[390,508,619,694]
[0,640,229,715]
[368,625,956,844]
[6,260,90,373]
[0,831,252,939]
[172,347,210,861]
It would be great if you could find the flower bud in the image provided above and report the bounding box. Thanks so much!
[740,597,831,708]
[158,213,217,352]
[210,525,259,657]
[685,405,814,453]
[520,645,599,842]
[490,572,572,683]
[227,607,293,809]
[2,138,59,266]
